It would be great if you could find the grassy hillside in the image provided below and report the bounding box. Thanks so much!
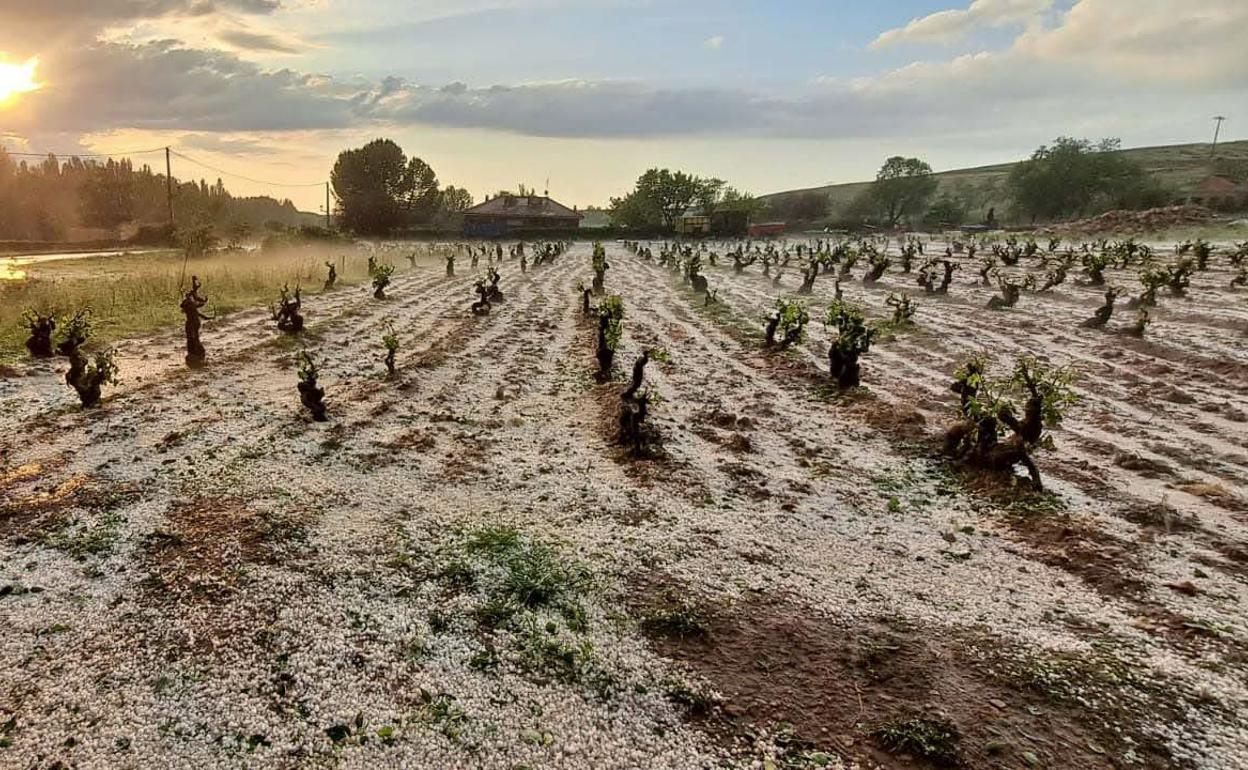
[762,139,1248,224]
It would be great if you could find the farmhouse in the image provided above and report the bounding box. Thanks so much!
[462,194,583,236]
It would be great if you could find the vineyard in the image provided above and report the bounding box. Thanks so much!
[2,234,1248,769]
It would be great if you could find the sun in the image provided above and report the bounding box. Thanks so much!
[0,57,40,105]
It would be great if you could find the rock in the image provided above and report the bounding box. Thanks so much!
[1166,580,1201,596]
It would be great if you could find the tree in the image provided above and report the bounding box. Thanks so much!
[636,169,705,230]
[923,194,967,228]
[861,156,937,228]
[440,186,474,213]
[402,156,441,221]
[608,189,663,229]
[78,159,135,234]
[715,186,766,221]
[331,139,440,236]
[693,177,726,216]
[226,220,252,248]
[1008,137,1167,222]
[611,169,753,231]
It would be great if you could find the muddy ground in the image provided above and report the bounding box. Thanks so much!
[1,239,1246,769]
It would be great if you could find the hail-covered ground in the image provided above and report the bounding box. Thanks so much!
[1,238,1247,770]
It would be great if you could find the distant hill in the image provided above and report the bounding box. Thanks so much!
[761,139,1248,225]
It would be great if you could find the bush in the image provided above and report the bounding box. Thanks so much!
[596,295,625,378]
[825,300,877,388]
[764,298,810,349]
[370,262,394,300]
[943,356,1076,490]
[382,329,399,376]
[886,293,916,326]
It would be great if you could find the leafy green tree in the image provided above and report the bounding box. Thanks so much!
[611,170,758,231]
[608,190,663,229]
[716,186,766,220]
[859,156,937,228]
[1008,137,1167,222]
[693,177,727,215]
[636,169,705,229]
[331,139,441,236]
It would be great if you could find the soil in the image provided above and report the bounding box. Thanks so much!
[1,240,1246,769]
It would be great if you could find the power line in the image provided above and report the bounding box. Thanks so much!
[5,146,326,194]
[170,149,325,188]
[2,147,167,159]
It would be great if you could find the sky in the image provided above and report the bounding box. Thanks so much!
[0,0,1244,212]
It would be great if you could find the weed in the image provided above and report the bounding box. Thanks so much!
[871,716,961,766]
[640,600,709,640]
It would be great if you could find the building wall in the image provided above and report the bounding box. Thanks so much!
[462,215,581,236]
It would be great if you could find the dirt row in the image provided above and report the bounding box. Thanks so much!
[1,242,1246,769]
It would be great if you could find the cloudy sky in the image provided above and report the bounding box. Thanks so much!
[0,0,1244,210]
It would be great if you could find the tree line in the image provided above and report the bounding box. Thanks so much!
[0,148,315,244]
[676,136,1183,232]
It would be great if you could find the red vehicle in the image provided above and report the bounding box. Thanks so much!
[748,222,787,237]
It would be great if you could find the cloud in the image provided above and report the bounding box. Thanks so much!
[704,35,724,50]
[8,40,365,134]
[0,0,279,37]
[3,0,1245,150]
[216,28,302,54]
[872,0,1053,48]
[177,132,282,156]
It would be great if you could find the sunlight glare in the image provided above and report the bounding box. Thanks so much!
[0,57,40,105]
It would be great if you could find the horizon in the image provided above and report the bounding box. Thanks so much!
[0,1,1244,211]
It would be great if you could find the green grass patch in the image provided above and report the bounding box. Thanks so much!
[871,716,962,766]
[0,245,391,363]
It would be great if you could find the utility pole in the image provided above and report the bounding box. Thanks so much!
[165,147,175,228]
[325,181,331,230]
[1211,116,1226,159]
